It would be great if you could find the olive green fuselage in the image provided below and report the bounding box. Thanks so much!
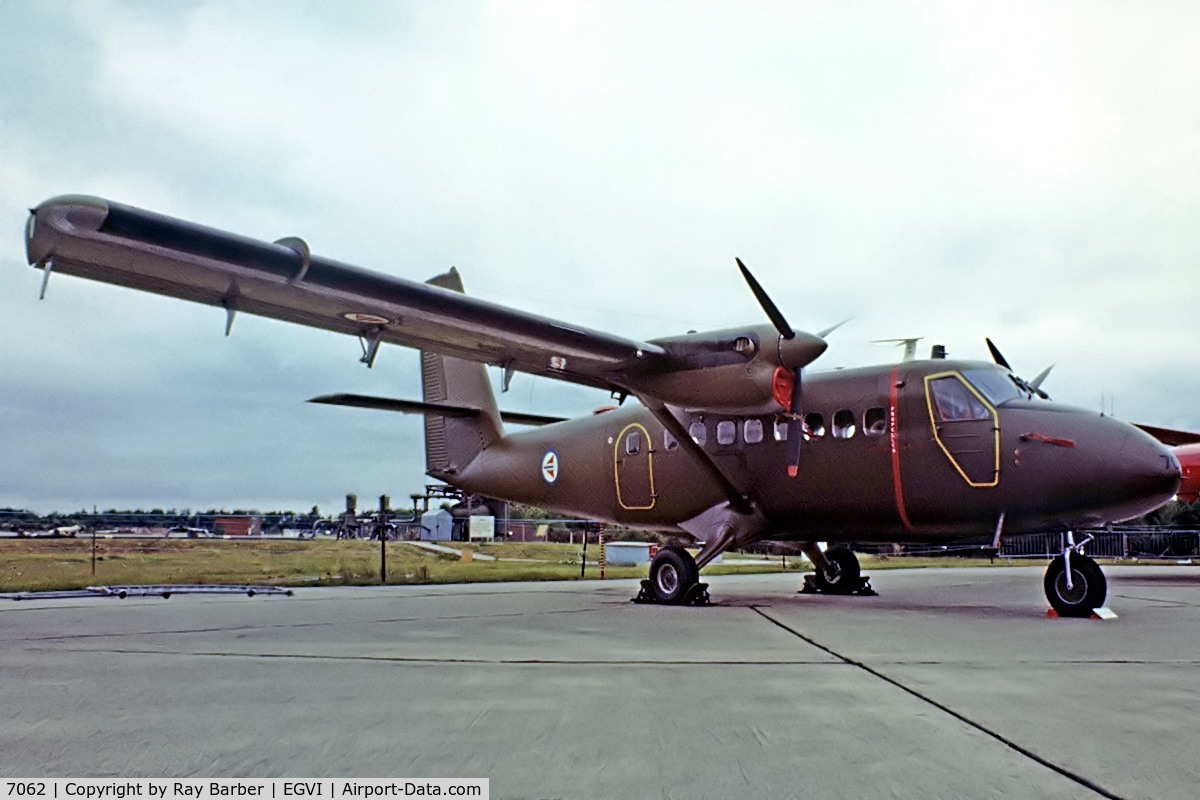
[450,359,1179,545]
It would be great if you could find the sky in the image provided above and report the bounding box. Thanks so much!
[2,0,1199,514]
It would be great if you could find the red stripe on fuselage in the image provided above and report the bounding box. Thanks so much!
[889,365,915,533]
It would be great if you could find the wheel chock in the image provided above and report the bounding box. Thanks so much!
[632,580,711,605]
[1045,606,1118,620]
[798,573,877,596]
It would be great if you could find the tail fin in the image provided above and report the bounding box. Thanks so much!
[421,267,503,478]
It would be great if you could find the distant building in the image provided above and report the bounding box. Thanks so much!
[213,516,261,537]
[420,509,453,541]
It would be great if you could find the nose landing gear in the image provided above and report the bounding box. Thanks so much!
[1044,532,1107,617]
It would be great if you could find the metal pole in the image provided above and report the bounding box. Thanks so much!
[580,526,588,578]
[91,529,97,576]
[379,495,389,584]
[599,530,606,580]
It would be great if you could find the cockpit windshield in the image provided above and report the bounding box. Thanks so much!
[962,368,1026,404]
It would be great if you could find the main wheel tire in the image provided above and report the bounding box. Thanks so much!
[648,546,700,604]
[1044,554,1106,617]
[813,546,861,594]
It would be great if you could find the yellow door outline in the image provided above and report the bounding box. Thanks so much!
[613,422,657,510]
[923,371,1000,488]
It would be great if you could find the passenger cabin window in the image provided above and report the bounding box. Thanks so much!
[804,412,825,439]
[832,409,856,439]
[930,376,991,422]
[744,419,764,444]
[689,421,707,445]
[716,420,736,446]
[625,430,642,455]
[864,407,887,437]
[773,419,788,442]
[664,431,679,452]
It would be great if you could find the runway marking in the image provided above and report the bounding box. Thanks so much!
[750,605,1127,800]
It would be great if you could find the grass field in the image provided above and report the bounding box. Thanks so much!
[0,536,1041,594]
[0,537,785,593]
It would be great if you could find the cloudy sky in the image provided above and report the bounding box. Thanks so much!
[2,1,1199,514]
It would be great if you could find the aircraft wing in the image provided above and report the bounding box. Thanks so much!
[1134,423,1200,447]
[25,195,666,393]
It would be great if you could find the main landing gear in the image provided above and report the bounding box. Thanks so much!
[635,546,711,605]
[633,541,878,605]
[798,544,876,596]
[1043,532,1107,617]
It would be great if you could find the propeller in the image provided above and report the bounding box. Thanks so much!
[737,258,815,477]
[985,338,1053,399]
[737,258,794,340]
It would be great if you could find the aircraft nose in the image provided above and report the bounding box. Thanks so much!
[1117,428,1181,504]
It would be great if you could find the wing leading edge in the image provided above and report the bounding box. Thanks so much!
[25,195,665,393]
[27,195,829,414]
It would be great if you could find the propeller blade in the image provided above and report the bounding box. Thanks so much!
[817,317,853,339]
[985,338,1012,371]
[785,427,803,478]
[737,257,795,341]
[986,339,1054,400]
[1030,364,1055,399]
[785,368,803,477]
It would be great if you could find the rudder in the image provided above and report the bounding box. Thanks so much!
[421,268,503,479]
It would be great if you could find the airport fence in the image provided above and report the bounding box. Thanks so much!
[1000,528,1200,560]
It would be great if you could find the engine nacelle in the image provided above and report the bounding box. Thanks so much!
[632,324,826,414]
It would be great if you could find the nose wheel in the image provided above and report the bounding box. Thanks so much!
[1044,534,1107,617]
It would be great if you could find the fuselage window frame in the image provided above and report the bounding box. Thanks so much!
[804,412,826,439]
[832,409,857,440]
[863,407,887,437]
[716,420,737,446]
[744,418,764,445]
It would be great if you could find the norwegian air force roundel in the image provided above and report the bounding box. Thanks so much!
[541,450,560,484]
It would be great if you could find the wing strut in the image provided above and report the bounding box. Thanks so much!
[639,396,753,515]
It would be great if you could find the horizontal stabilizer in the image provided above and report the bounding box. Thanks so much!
[308,393,564,427]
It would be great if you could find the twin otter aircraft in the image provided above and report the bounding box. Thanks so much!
[26,195,1182,615]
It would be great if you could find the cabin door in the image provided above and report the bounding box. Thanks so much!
[924,373,1000,487]
[614,423,656,510]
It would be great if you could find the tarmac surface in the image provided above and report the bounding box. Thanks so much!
[3,565,1199,800]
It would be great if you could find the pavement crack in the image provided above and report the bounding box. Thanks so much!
[750,605,1127,800]
[24,646,843,667]
[14,606,596,644]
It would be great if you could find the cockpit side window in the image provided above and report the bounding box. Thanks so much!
[930,376,991,422]
[962,368,1024,404]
